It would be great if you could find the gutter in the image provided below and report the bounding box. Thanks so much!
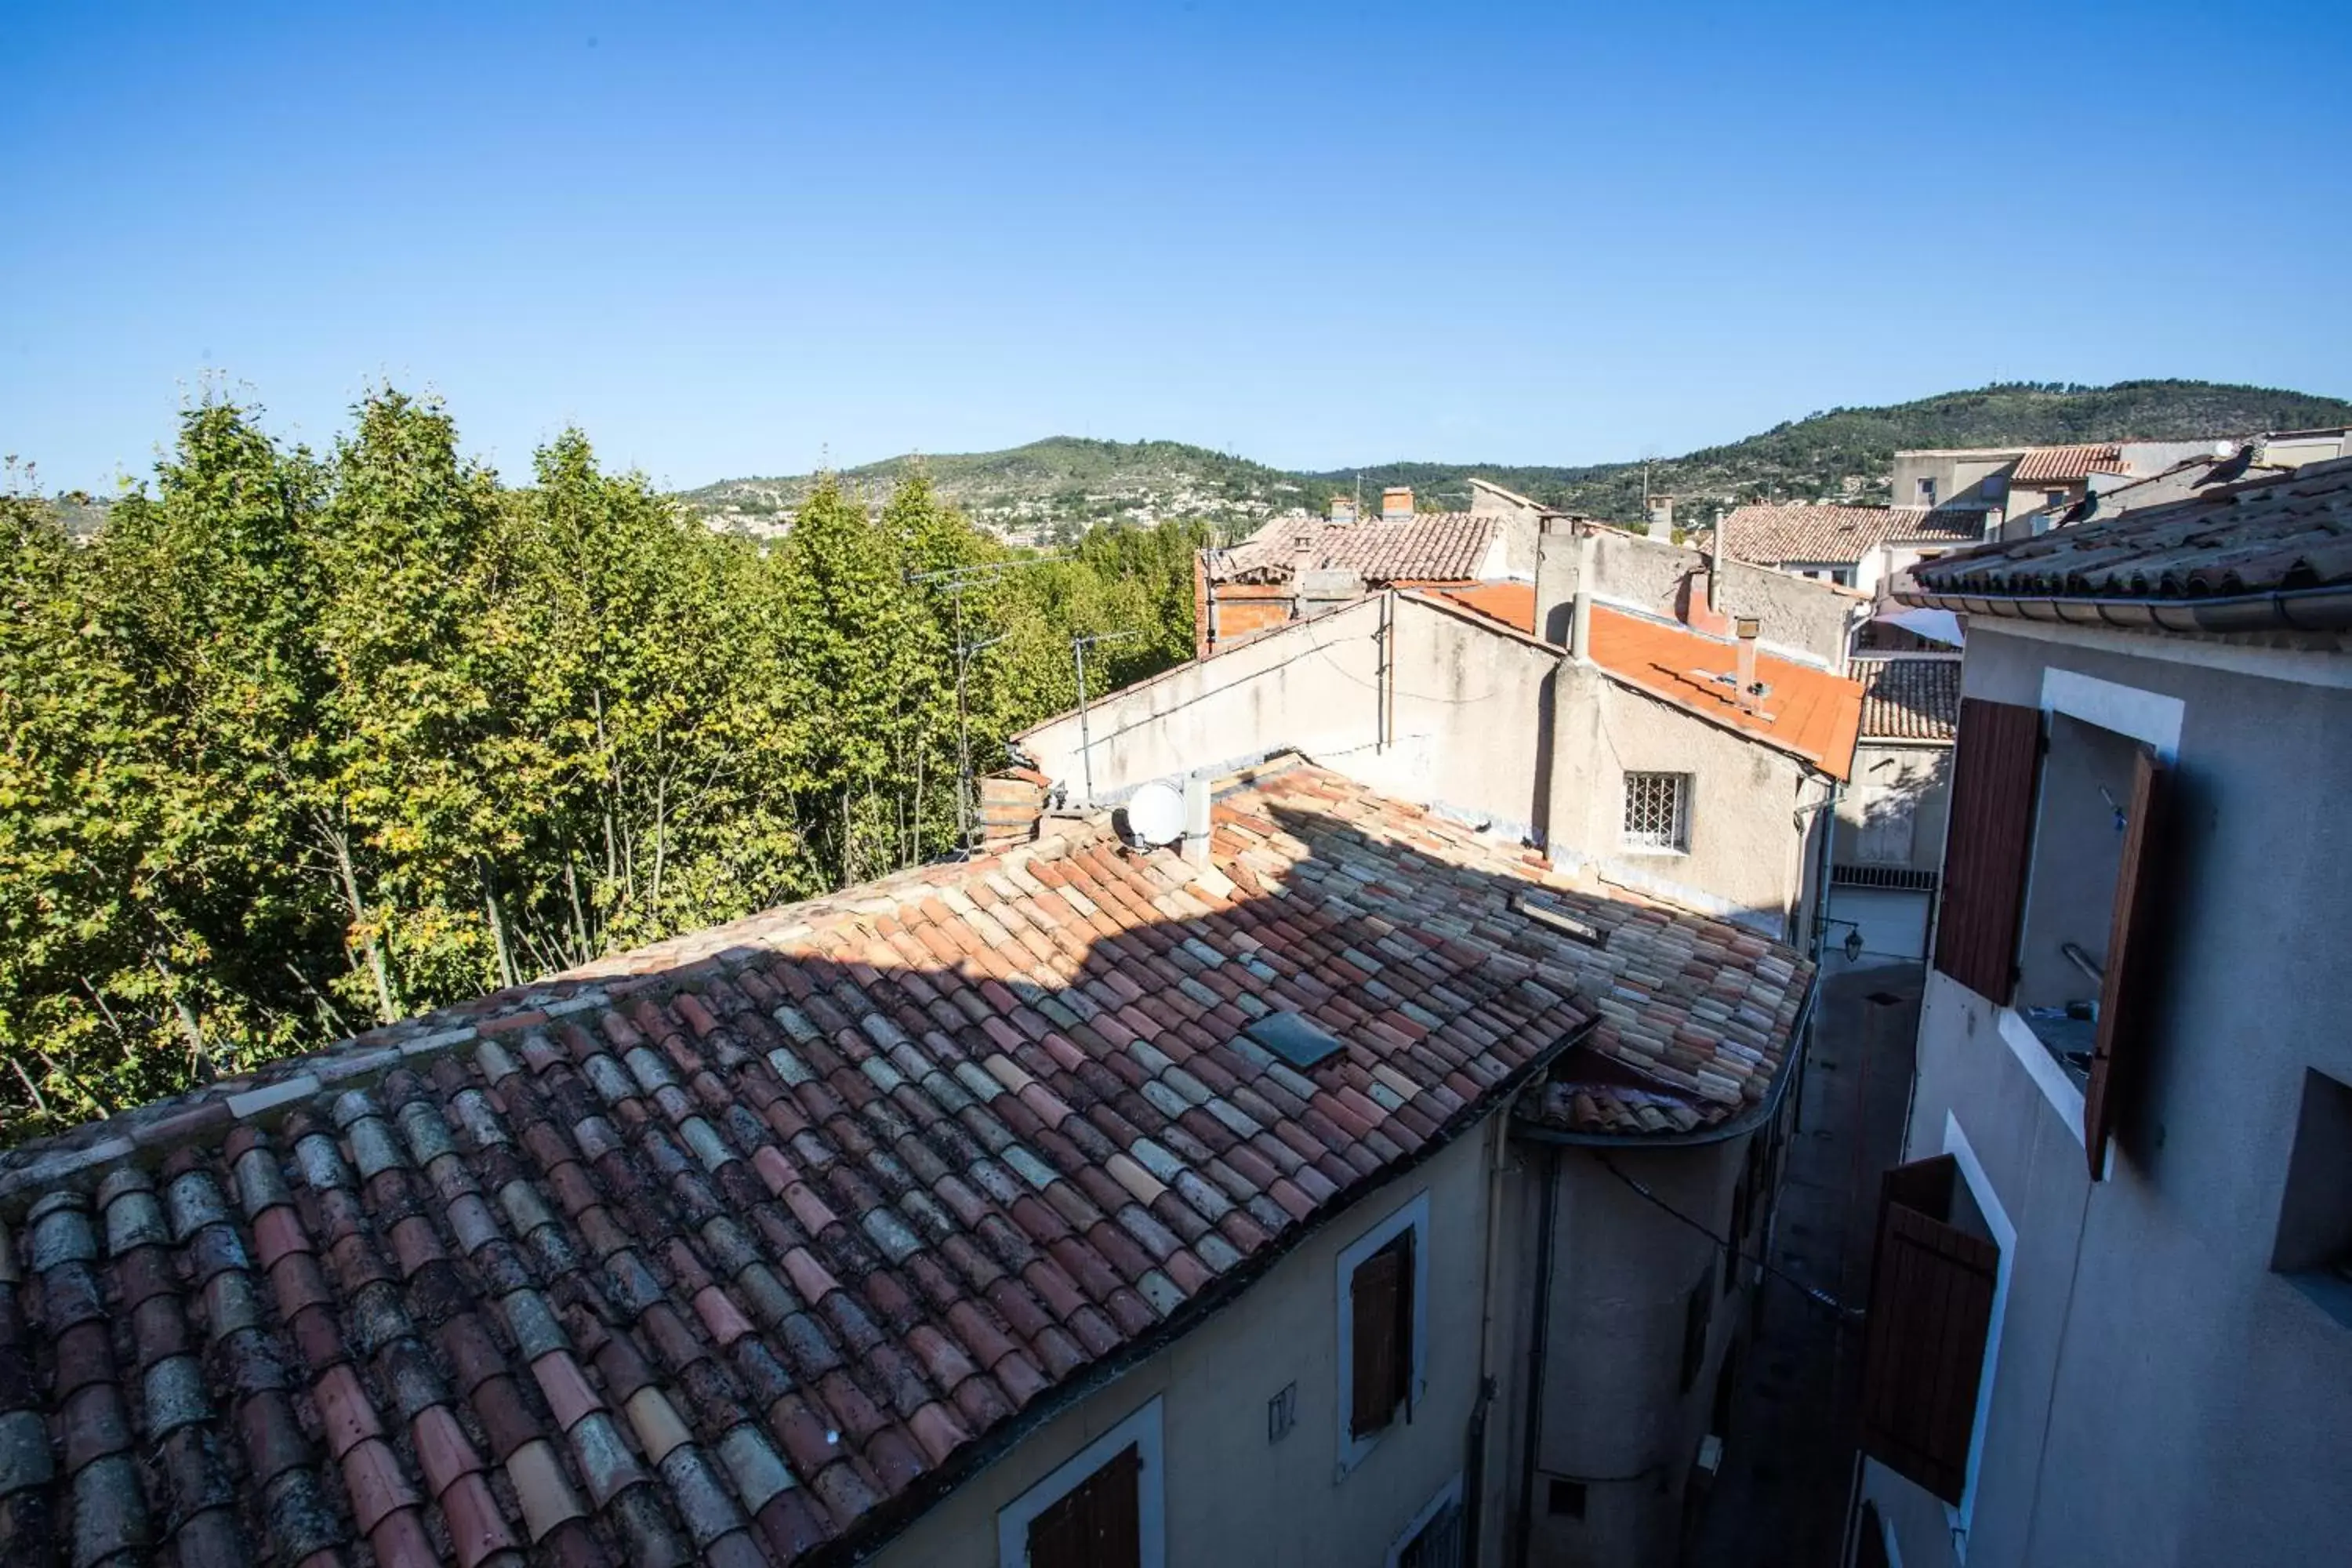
[1896,580,2352,635]
[1510,966,1823,1152]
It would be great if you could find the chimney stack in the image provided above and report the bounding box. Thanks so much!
[1569,525,1596,666]
[1329,495,1356,524]
[1181,774,1212,866]
[1381,486,1414,520]
[1708,509,1726,617]
[1734,616,1761,714]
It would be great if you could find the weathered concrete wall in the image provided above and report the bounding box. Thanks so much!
[1866,622,2352,1568]
[1512,1134,1759,1568]
[1890,452,2019,513]
[873,1123,1504,1568]
[1534,521,1860,670]
[1018,593,1561,839]
[1468,477,1546,579]
[1544,661,1818,938]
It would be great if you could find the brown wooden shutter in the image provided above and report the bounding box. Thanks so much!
[1858,1155,1999,1506]
[1027,1443,1142,1568]
[2082,746,2171,1178]
[1349,1234,1410,1437]
[1933,699,2043,1003]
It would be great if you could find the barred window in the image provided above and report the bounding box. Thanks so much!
[1623,772,1690,852]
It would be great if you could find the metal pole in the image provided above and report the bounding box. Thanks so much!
[953,587,971,848]
[1076,637,1091,804]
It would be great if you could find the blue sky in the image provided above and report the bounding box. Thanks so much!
[4,2,2347,493]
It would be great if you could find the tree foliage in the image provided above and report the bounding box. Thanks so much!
[0,390,1200,1143]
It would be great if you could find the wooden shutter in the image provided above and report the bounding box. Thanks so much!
[1858,1156,1999,1506]
[2082,747,2171,1178]
[1933,699,2042,1003]
[1027,1443,1142,1568]
[1349,1232,1411,1438]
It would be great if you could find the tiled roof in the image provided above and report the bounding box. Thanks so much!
[1903,456,2352,605]
[1850,658,1962,742]
[0,764,1809,1568]
[2011,444,2128,484]
[1419,588,1864,780]
[1209,513,1499,584]
[1590,608,1864,781]
[1715,504,1987,566]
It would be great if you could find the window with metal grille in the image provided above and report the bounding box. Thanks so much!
[1622,772,1690,852]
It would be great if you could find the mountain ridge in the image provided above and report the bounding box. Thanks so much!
[679,379,2352,542]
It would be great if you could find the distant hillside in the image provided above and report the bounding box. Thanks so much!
[1300,380,2352,526]
[681,437,1319,545]
[682,379,2352,540]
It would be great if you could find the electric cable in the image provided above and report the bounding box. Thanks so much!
[1595,1155,1864,1324]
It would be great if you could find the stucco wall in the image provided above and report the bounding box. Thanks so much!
[873,1123,1504,1568]
[1545,662,1818,938]
[1833,742,1952,876]
[1865,622,2352,1568]
[1018,593,1561,839]
[1515,1135,1756,1568]
[1468,477,1544,578]
[1534,521,1860,670]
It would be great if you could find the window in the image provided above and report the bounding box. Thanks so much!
[1350,1232,1414,1435]
[1916,477,1938,505]
[2044,488,2068,510]
[1932,700,2041,1004]
[1386,1475,1465,1568]
[1678,1264,1714,1393]
[2272,1069,2352,1329]
[1622,771,1690,853]
[997,1399,1164,1568]
[1857,1149,2001,1509]
[1337,1192,1430,1472]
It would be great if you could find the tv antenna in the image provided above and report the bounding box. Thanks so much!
[1070,630,1142,806]
[906,555,1073,848]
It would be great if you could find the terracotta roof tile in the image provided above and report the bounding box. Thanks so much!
[2012,443,2128,483]
[1850,657,1962,742]
[0,764,1813,1566]
[1420,589,1863,779]
[1904,456,2352,608]
[1209,513,1501,584]
[1716,503,1987,565]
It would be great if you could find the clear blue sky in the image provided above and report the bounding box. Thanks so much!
[5,1,2348,493]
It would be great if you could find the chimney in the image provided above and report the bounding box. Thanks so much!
[1708,509,1726,616]
[1181,774,1212,866]
[977,768,1051,849]
[1568,525,1596,666]
[1734,616,1761,714]
[1381,486,1414,520]
[1329,495,1356,524]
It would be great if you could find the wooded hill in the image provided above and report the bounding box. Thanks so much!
[684,379,2352,539]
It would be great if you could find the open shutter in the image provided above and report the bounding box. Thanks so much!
[1933,699,2042,1003]
[1349,1240,1406,1437]
[1027,1444,1142,1568]
[1858,1156,1999,1506]
[2082,747,2171,1178]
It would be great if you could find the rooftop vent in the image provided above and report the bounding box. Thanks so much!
[1512,892,1606,948]
[1243,1011,1345,1070]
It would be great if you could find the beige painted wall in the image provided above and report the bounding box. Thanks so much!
[1017,593,1562,839]
[1835,742,1953,876]
[1545,662,1820,938]
[873,1123,1504,1568]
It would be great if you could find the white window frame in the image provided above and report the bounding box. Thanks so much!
[1335,1189,1432,1477]
[1937,1112,2014,1559]
[1621,771,1692,855]
[996,1396,1166,1568]
[1385,1471,1464,1568]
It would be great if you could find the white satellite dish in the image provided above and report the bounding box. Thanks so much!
[1125,780,1186,848]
